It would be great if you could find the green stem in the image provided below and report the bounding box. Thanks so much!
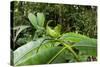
[56,39,80,61]
[46,39,80,62]
[63,44,80,62]
[47,47,66,64]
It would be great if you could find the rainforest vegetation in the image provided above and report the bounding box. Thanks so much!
[11,1,97,66]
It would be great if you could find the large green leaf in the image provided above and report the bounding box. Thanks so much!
[14,47,63,66]
[72,39,97,56]
[14,38,46,65]
[60,32,90,42]
[37,13,45,27]
[13,25,30,42]
[28,13,38,29]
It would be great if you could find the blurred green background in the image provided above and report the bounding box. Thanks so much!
[11,1,97,50]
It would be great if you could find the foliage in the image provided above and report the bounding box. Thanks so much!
[11,1,97,66]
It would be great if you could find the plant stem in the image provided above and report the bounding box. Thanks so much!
[63,44,80,62]
[47,47,66,64]
[46,39,80,63]
[56,39,80,62]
